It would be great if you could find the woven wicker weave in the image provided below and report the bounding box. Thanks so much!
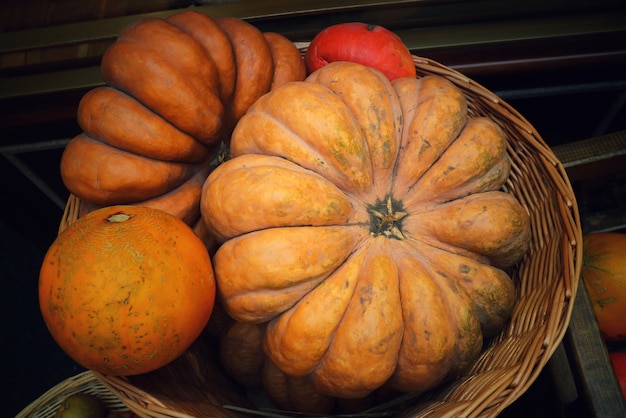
[16,370,128,418]
[55,54,583,418]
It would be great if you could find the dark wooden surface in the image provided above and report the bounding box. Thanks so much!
[549,134,626,418]
[564,285,626,417]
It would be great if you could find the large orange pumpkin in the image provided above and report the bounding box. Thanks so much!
[581,232,626,341]
[200,61,531,399]
[39,205,216,376]
[60,11,306,225]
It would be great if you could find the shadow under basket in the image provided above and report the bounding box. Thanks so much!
[56,55,583,418]
[16,370,130,418]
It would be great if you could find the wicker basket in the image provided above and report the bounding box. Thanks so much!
[56,54,583,418]
[16,370,129,418]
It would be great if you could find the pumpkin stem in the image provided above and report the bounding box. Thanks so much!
[211,140,231,168]
[367,195,407,240]
[107,212,132,223]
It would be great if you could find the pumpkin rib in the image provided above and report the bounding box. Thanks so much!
[77,163,211,226]
[262,357,337,414]
[386,251,463,393]
[311,239,404,399]
[231,108,353,185]
[389,240,484,386]
[216,17,274,132]
[415,239,517,338]
[231,81,374,194]
[101,36,223,145]
[125,163,212,225]
[219,321,267,387]
[390,75,468,199]
[264,243,368,377]
[231,108,326,160]
[403,116,510,206]
[306,61,403,200]
[61,133,198,205]
[192,215,219,255]
[262,357,291,409]
[225,279,329,325]
[167,10,236,105]
[117,17,220,95]
[77,86,211,163]
[264,32,307,90]
[200,153,358,242]
[405,190,532,268]
[213,225,368,323]
[426,263,484,378]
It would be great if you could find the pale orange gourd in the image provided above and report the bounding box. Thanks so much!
[201,61,531,399]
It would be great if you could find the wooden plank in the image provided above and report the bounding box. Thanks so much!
[549,132,626,416]
[552,130,626,233]
[0,66,102,100]
[0,0,416,52]
[2,0,624,53]
[0,0,171,32]
[583,206,626,233]
[1,10,625,100]
[552,130,626,169]
[561,284,626,417]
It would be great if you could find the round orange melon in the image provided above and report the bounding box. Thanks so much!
[581,232,626,342]
[39,205,216,375]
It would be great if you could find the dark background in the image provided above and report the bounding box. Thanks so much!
[2,1,626,417]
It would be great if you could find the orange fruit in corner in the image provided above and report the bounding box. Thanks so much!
[609,351,626,399]
[39,205,216,376]
[581,232,626,342]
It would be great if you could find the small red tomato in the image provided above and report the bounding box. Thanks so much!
[305,22,416,81]
[610,351,626,399]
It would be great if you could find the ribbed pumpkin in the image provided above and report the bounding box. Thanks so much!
[60,10,306,225]
[200,61,531,399]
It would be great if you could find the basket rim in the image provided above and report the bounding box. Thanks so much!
[56,49,583,418]
[16,370,128,418]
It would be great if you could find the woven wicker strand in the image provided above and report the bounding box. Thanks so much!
[16,370,129,418]
[54,54,582,418]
